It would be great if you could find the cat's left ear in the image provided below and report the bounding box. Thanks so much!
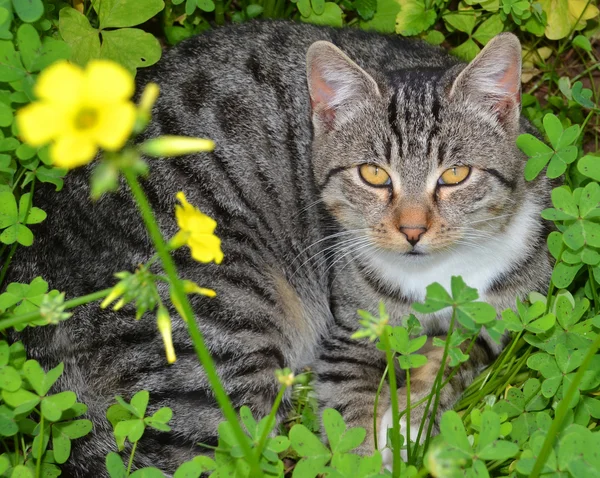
[449,33,522,131]
[306,41,380,133]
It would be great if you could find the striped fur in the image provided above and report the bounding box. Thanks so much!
[8,22,551,475]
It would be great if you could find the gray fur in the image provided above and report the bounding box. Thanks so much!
[6,21,551,475]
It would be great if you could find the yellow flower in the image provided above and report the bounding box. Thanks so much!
[17,60,136,169]
[141,135,215,157]
[172,192,224,264]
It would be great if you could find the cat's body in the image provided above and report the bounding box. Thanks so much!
[8,21,551,475]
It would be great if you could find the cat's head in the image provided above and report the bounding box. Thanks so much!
[306,33,539,261]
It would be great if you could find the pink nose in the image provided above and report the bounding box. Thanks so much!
[399,226,427,246]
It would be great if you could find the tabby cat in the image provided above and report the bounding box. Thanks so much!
[8,20,552,475]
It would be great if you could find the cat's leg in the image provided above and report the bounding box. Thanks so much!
[314,325,390,454]
[378,337,493,465]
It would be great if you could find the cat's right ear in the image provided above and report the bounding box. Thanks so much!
[449,33,522,132]
[306,41,380,133]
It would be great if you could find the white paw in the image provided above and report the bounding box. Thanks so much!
[378,406,421,471]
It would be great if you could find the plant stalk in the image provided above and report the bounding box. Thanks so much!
[123,169,261,475]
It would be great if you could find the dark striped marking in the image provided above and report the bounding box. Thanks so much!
[483,168,517,191]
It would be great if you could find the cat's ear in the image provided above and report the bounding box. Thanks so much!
[449,33,522,130]
[306,41,380,133]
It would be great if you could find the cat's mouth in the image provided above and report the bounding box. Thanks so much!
[406,250,425,256]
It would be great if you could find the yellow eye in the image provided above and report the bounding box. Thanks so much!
[358,164,391,187]
[439,166,471,186]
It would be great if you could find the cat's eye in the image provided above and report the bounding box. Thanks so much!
[438,166,471,186]
[358,164,391,187]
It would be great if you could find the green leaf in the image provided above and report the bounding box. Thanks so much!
[41,392,77,421]
[440,411,472,454]
[10,465,33,478]
[196,0,215,12]
[311,0,325,15]
[451,39,481,61]
[572,81,595,108]
[526,313,556,333]
[552,187,579,218]
[92,0,164,29]
[395,0,436,36]
[130,390,149,418]
[413,282,453,313]
[58,7,101,66]
[114,419,145,443]
[0,41,23,84]
[11,0,43,23]
[300,2,343,27]
[354,0,376,20]
[100,28,162,74]
[543,114,563,149]
[323,408,345,451]
[572,34,592,52]
[578,155,600,182]
[0,365,21,391]
[16,23,40,72]
[473,14,504,44]
[555,344,585,373]
[2,388,39,413]
[444,12,477,33]
[552,261,582,288]
[0,407,18,436]
[290,424,331,476]
[477,439,519,460]
[106,452,127,478]
[458,302,496,325]
[398,354,427,369]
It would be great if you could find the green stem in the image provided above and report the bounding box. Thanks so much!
[35,413,44,478]
[255,384,287,459]
[381,329,400,477]
[530,332,600,478]
[126,440,138,475]
[422,310,457,453]
[373,364,389,450]
[588,266,600,314]
[214,0,225,25]
[0,243,17,289]
[122,170,261,475]
[405,367,411,465]
[0,288,111,331]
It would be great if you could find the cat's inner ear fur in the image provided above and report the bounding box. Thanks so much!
[306,41,380,133]
[449,33,522,131]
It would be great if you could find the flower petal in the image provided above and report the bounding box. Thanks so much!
[94,102,136,151]
[17,103,65,146]
[50,134,97,169]
[35,61,84,105]
[83,60,135,104]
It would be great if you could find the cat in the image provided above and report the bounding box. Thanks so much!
[7,20,552,476]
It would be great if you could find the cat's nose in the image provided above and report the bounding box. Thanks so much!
[399,226,427,246]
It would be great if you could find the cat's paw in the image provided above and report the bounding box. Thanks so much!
[378,405,422,470]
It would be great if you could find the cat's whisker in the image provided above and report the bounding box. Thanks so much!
[289,228,371,265]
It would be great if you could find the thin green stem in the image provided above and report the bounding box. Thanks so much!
[0,288,111,331]
[123,170,261,475]
[255,384,287,459]
[405,368,411,465]
[530,332,600,478]
[126,440,138,475]
[589,266,600,314]
[423,310,457,453]
[0,243,18,289]
[381,329,400,477]
[373,364,389,450]
[35,413,44,478]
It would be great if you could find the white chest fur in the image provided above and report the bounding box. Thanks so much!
[366,201,540,303]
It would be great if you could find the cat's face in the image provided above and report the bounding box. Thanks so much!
[307,35,526,260]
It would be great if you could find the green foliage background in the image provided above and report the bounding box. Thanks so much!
[0,0,597,477]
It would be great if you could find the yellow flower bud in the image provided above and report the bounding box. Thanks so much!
[183,280,216,298]
[140,136,215,158]
[157,306,176,364]
[101,283,126,309]
[112,298,126,311]
[138,83,160,118]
